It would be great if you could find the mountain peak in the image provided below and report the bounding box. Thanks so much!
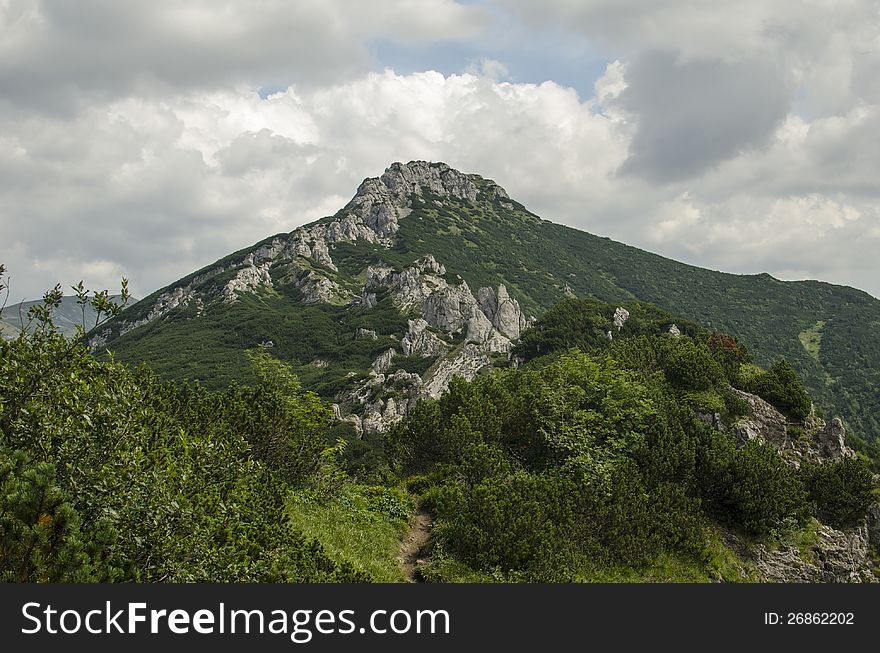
[352,160,509,208]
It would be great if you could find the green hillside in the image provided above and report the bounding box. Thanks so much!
[93,162,880,441]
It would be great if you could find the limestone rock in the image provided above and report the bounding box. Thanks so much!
[364,257,448,311]
[731,388,789,450]
[401,318,450,357]
[484,330,513,354]
[668,324,681,337]
[422,344,491,399]
[423,281,479,334]
[866,503,880,548]
[309,238,336,271]
[358,292,377,309]
[494,285,527,340]
[379,160,482,204]
[477,285,527,340]
[815,418,854,461]
[613,307,630,331]
[371,348,397,375]
[345,414,364,438]
[222,263,272,302]
[753,522,875,583]
[356,328,378,340]
[465,305,495,344]
[295,272,342,304]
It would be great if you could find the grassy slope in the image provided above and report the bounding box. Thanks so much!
[286,485,410,583]
[101,189,880,440]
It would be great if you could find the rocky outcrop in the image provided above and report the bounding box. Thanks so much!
[752,522,876,583]
[356,328,378,340]
[866,503,880,548]
[728,389,857,467]
[364,256,448,311]
[731,388,789,450]
[371,348,397,375]
[814,418,853,461]
[424,281,480,334]
[613,307,630,331]
[401,319,450,357]
[340,369,423,436]
[477,285,527,340]
[668,324,681,337]
[357,291,378,309]
[379,160,483,204]
[422,344,492,399]
[222,263,272,302]
[295,272,344,304]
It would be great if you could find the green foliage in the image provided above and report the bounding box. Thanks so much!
[0,449,118,582]
[746,359,813,420]
[707,332,753,385]
[391,340,839,579]
[222,348,333,485]
[0,287,364,582]
[800,458,875,528]
[697,435,813,535]
[657,338,725,391]
[286,485,410,583]
[391,350,733,578]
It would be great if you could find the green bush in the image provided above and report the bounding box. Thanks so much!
[698,436,813,535]
[801,458,875,528]
[747,360,812,421]
[659,338,726,391]
[0,321,363,582]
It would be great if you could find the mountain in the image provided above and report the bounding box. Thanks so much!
[2,294,132,340]
[89,161,880,442]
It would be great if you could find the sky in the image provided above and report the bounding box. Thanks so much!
[2,0,879,302]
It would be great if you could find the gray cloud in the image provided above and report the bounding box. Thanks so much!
[616,51,791,182]
[0,0,490,113]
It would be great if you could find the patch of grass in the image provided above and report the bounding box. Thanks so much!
[781,518,822,563]
[286,485,411,583]
[798,321,825,360]
[700,528,761,582]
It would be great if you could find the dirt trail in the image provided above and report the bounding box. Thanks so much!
[398,509,432,582]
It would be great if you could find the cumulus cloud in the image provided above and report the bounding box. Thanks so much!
[0,69,628,299]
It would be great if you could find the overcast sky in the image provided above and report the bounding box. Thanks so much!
[2,0,879,302]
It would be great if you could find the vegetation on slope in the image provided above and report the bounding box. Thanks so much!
[3,264,877,584]
[388,299,877,581]
[0,275,369,582]
[98,179,880,443]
